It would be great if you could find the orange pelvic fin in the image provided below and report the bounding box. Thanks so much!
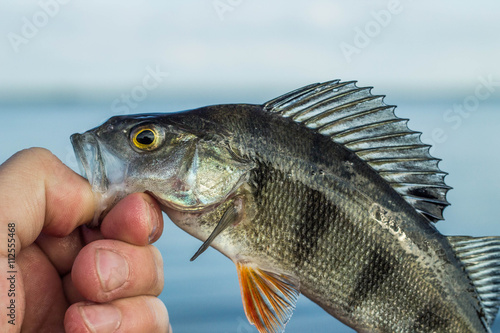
[236,262,300,333]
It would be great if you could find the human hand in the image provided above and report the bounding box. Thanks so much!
[0,148,171,332]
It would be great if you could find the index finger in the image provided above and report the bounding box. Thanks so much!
[0,148,95,251]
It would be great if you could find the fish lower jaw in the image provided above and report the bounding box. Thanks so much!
[153,196,221,215]
[87,184,129,227]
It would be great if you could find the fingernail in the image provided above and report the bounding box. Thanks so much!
[96,249,129,291]
[80,304,121,332]
[148,202,160,243]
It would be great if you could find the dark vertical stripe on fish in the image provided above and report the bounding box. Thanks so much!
[348,247,396,311]
[413,302,450,332]
[293,187,336,268]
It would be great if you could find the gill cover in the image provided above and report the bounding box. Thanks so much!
[154,128,256,210]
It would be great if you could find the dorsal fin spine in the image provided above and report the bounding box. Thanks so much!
[334,117,408,134]
[269,83,322,110]
[315,105,396,131]
[288,90,364,120]
[292,89,374,122]
[271,81,353,116]
[264,79,451,222]
[345,132,420,148]
[313,92,384,117]
[274,81,343,114]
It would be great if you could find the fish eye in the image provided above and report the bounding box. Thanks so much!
[130,124,164,151]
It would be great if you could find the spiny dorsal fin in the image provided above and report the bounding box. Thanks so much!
[448,236,500,326]
[263,80,451,222]
[236,262,300,333]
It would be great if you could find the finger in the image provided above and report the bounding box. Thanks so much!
[64,296,170,333]
[0,148,94,333]
[71,239,164,303]
[0,148,95,250]
[35,229,84,275]
[17,243,68,332]
[81,225,105,244]
[100,193,164,246]
[63,273,86,305]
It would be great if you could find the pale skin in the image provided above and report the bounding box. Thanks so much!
[0,148,172,332]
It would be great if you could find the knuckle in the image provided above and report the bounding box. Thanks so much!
[148,246,164,294]
[143,296,169,330]
[15,147,59,169]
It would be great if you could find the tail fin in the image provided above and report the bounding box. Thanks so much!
[448,236,500,326]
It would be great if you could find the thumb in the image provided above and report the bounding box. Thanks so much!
[0,148,95,333]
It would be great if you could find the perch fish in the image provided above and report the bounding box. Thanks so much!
[71,80,500,333]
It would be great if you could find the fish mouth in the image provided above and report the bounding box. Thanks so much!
[71,132,128,226]
[71,133,108,193]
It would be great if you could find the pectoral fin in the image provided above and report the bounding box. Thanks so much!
[190,203,239,261]
[236,262,300,333]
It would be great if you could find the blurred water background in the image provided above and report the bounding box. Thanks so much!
[1,1,500,332]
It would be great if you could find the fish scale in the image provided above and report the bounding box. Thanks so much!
[71,79,500,332]
[206,105,489,332]
[228,159,471,332]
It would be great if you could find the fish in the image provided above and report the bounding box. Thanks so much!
[71,79,500,333]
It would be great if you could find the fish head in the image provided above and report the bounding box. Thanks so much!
[71,112,254,227]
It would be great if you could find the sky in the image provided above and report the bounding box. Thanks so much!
[0,0,499,105]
